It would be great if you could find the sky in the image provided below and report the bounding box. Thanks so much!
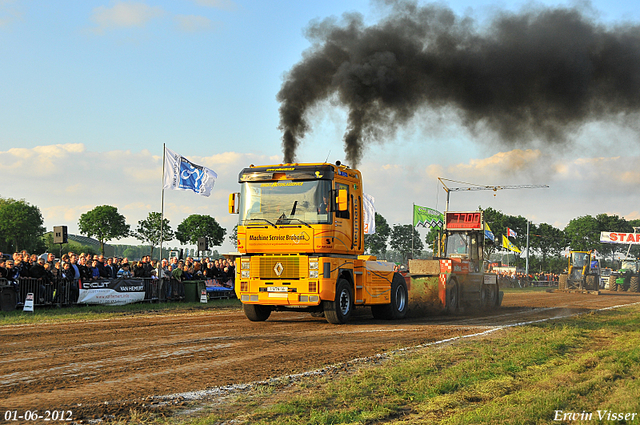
[1,0,639,255]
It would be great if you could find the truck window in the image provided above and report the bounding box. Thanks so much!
[335,183,350,219]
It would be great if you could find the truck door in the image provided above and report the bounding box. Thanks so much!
[334,182,352,253]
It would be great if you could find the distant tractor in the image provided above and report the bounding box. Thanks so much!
[558,251,599,291]
[610,259,640,292]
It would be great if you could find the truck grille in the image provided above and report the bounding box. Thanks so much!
[258,256,300,279]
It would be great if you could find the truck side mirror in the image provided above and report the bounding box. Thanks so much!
[337,189,348,211]
[229,193,240,214]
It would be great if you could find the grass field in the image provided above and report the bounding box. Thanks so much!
[157,303,640,425]
[0,299,242,325]
[7,288,636,425]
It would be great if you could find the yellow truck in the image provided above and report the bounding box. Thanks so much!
[229,162,407,324]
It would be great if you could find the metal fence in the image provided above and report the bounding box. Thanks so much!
[0,277,235,311]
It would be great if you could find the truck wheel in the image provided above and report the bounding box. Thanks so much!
[558,274,568,290]
[445,279,458,314]
[618,282,626,292]
[607,276,615,290]
[585,275,597,291]
[630,277,640,293]
[610,282,618,292]
[324,279,353,324]
[243,303,271,321]
[482,284,498,310]
[371,273,408,320]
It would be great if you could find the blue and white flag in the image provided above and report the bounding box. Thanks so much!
[163,147,217,197]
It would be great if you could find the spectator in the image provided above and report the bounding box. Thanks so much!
[77,257,91,281]
[117,263,132,278]
[90,260,101,280]
[105,257,117,279]
[182,264,193,281]
[0,259,7,279]
[69,254,81,280]
[29,257,47,279]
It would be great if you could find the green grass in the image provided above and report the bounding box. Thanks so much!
[0,298,242,325]
[179,305,640,425]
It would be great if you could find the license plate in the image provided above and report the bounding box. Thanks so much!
[267,286,288,293]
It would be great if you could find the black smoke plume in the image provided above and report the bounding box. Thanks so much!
[277,0,640,167]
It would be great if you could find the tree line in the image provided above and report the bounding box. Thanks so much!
[0,197,229,257]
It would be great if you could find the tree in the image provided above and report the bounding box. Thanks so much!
[596,213,632,261]
[0,197,46,253]
[175,214,226,249]
[133,212,174,258]
[529,222,564,271]
[364,213,391,256]
[563,215,600,252]
[229,225,238,250]
[389,224,423,263]
[78,205,130,255]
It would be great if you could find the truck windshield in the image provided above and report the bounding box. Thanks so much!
[239,180,332,225]
[571,252,589,268]
[621,260,639,273]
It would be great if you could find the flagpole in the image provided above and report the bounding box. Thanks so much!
[411,203,415,262]
[160,144,166,270]
[525,220,530,277]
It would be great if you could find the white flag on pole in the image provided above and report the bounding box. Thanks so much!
[363,193,376,234]
[163,147,217,197]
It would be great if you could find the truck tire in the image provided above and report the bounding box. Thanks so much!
[324,278,353,324]
[631,276,640,293]
[558,274,568,290]
[482,283,498,310]
[371,273,408,320]
[618,282,626,292]
[243,303,272,322]
[585,275,597,291]
[445,278,458,314]
[607,276,616,290]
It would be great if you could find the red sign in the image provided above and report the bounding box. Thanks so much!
[446,212,483,230]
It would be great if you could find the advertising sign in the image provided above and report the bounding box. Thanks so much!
[600,232,640,244]
[78,278,146,305]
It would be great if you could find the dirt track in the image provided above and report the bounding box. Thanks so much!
[2,290,639,422]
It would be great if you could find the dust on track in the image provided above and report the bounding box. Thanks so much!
[1,290,638,422]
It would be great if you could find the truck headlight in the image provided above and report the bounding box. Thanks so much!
[241,270,250,278]
[309,270,319,278]
[241,261,250,270]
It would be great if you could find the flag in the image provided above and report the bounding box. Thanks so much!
[507,227,517,238]
[363,193,375,234]
[163,147,217,197]
[484,222,495,242]
[502,234,522,253]
[413,205,444,228]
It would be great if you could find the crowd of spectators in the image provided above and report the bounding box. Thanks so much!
[0,249,236,304]
[495,271,559,287]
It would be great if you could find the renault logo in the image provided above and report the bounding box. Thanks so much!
[274,262,284,276]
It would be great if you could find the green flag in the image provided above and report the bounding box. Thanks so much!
[413,205,444,228]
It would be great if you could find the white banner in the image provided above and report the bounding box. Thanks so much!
[164,147,217,197]
[600,232,640,244]
[78,279,146,305]
[363,193,375,234]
